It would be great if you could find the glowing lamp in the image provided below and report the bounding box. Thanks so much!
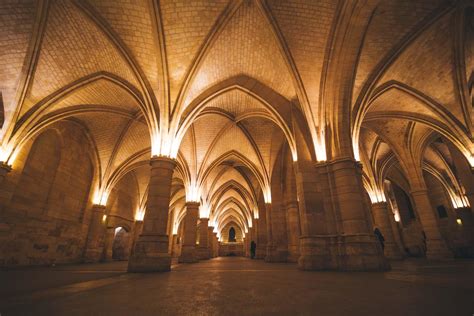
[135,208,145,221]
[93,190,109,206]
[314,131,327,162]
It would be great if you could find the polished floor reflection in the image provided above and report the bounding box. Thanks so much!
[1,257,473,315]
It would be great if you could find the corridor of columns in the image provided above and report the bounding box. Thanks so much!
[1,0,474,314]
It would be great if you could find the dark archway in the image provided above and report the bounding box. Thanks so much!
[229,227,236,242]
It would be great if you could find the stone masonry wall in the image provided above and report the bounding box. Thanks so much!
[0,122,95,266]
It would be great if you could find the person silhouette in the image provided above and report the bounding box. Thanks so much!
[374,228,385,250]
[250,241,256,259]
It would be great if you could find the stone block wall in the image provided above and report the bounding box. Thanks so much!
[218,242,244,257]
[0,122,95,267]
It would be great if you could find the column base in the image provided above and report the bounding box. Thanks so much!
[384,242,404,260]
[197,247,210,260]
[178,245,198,263]
[426,239,453,260]
[255,247,265,259]
[287,245,299,263]
[83,249,103,263]
[265,244,288,262]
[298,235,390,271]
[128,234,171,272]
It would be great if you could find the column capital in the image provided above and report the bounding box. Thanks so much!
[410,189,428,196]
[0,162,12,173]
[91,204,106,211]
[371,201,388,207]
[150,156,177,168]
[185,201,200,208]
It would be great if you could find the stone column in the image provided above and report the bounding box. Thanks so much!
[208,226,215,258]
[102,227,115,261]
[255,217,266,259]
[411,189,452,259]
[244,233,250,257]
[171,234,180,258]
[331,159,388,270]
[178,202,199,263]
[295,160,335,270]
[286,200,301,262]
[264,203,278,261]
[304,158,388,271]
[371,202,403,259]
[84,204,107,262]
[197,218,210,260]
[129,221,143,257]
[128,157,176,272]
[213,232,218,257]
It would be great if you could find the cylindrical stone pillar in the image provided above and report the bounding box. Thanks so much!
[84,204,107,262]
[129,220,143,257]
[171,234,180,258]
[371,202,403,259]
[197,218,210,260]
[244,233,250,257]
[102,227,115,261]
[213,233,218,257]
[323,158,388,271]
[208,226,215,258]
[128,157,176,272]
[411,189,452,259]
[286,200,301,262]
[179,202,199,263]
[255,217,266,259]
[264,203,278,261]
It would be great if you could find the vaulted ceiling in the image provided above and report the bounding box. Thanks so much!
[1,0,472,232]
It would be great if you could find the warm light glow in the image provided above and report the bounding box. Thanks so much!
[467,153,474,168]
[172,223,178,235]
[353,138,360,161]
[456,218,463,225]
[451,194,470,209]
[314,130,327,162]
[199,201,210,218]
[291,150,298,162]
[367,188,386,204]
[186,182,201,203]
[0,143,17,166]
[93,189,109,206]
[253,207,259,219]
[102,214,107,223]
[135,207,145,221]
[151,131,176,158]
[114,227,121,236]
[263,187,272,204]
[248,219,253,228]
[393,212,400,222]
[172,221,178,235]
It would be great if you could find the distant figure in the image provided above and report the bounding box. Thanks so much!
[421,230,427,254]
[374,228,385,250]
[250,241,256,259]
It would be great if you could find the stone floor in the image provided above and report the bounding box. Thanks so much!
[0,257,473,315]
